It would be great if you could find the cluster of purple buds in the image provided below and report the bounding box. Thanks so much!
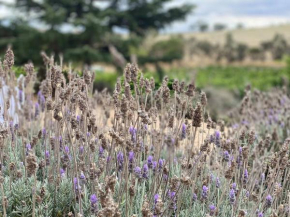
[265,194,272,209]
[60,168,65,177]
[129,126,137,143]
[134,166,142,178]
[64,145,69,154]
[243,169,248,185]
[26,144,31,155]
[237,147,243,167]
[128,151,134,172]
[73,177,81,194]
[79,172,86,185]
[154,194,159,204]
[209,205,216,216]
[45,151,50,165]
[181,123,186,139]
[223,151,230,162]
[79,146,84,155]
[40,95,45,112]
[202,185,208,200]
[229,188,236,205]
[215,131,221,147]
[35,102,40,118]
[117,152,124,171]
[90,194,98,214]
[147,155,154,168]
[216,177,220,188]
[42,128,46,139]
[152,161,157,173]
[168,191,177,211]
[98,146,104,157]
[232,183,237,191]
[192,193,197,203]
[19,89,23,103]
[142,164,149,179]
[158,159,164,171]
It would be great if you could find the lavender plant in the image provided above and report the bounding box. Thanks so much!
[0,48,289,217]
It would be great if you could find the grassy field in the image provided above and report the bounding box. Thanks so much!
[157,24,290,47]
[94,65,290,95]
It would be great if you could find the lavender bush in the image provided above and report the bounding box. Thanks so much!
[0,48,289,217]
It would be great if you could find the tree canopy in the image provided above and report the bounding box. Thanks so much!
[0,0,194,67]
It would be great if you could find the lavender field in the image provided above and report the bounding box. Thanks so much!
[0,48,289,217]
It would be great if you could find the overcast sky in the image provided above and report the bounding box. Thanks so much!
[1,0,290,33]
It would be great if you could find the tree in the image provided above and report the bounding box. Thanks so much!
[213,23,226,31]
[193,20,209,32]
[0,0,194,68]
[236,23,244,29]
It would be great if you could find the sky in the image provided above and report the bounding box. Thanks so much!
[1,0,290,33]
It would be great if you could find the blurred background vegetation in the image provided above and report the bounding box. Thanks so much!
[1,0,290,119]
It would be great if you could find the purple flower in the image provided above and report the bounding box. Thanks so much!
[202,185,208,200]
[73,177,81,192]
[26,144,31,155]
[265,195,272,209]
[60,168,65,177]
[152,161,157,173]
[99,146,104,157]
[142,164,149,179]
[243,169,248,184]
[154,194,159,204]
[42,128,46,138]
[223,151,230,162]
[231,183,238,193]
[216,177,220,188]
[134,166,142,178]
[129,151,134,162]
[215,131,220,140]
[129,126,137,142]
[117,152,124,171]
[158,159,164,170]
[80,172,85,180]
[215,131,220,146]
[147,155,154,168]
[229,189,236,205]
[19,90,23,103]
[168,191,177,210]
[192,193,197,202]
[35,103,40,118]
[210,173,214,182]
[128,151,134,172]
[90,194,98,214]
[79,146,84,154]
[257,211,263,217]
[64,146,69,154]
[209,205,216,216]
[40,95,45,112]
[181,123,186,139]
[90,194,97,205]
[45,151,50,158]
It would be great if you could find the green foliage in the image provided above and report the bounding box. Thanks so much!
[94,72,120,92]
[213,23,227,31]
[196,66,288,93]
[0,0,194,67]
[141,37,184,64]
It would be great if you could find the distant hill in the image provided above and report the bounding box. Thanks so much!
[157,24,290,47]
